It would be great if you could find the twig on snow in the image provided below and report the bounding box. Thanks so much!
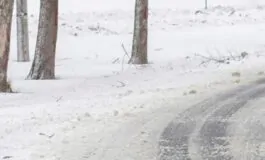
[112,57,120,64]
[56,96,63,102]
[39,132,55,139]
[195,51,248,66]
[121,43,138,71]
[112,81,126,88]
[121,44,130,71]
[195,53,226,65]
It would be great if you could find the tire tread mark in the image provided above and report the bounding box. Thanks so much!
[158,78,265,160]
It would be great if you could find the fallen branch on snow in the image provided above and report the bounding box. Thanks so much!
[194,51,248,66]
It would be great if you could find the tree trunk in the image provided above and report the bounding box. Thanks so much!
[16,0,30,62]
[129,0,148,64]
[27,0,58,80]
[0,0,14,92]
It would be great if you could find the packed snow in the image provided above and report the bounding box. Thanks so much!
[1,0,265,159]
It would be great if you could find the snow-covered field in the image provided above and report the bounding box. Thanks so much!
[1,0,265,159]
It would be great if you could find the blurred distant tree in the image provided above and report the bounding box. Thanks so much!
[16,0,30,62]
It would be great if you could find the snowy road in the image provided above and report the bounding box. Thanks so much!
[3,0,265,159]
[159,78,265,160]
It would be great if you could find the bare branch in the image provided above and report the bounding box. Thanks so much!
[195,53,226,64]
[121,43,138,71]
[194,51,248,66]
[112,58,120,64]
[121,44,130,58]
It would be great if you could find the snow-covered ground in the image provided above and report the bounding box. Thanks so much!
[1,0,265,159]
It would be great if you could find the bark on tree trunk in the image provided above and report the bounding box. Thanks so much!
[129,0,148,64]
[27,0,58,80]
[0,0,14,92]
[16,0,30,62]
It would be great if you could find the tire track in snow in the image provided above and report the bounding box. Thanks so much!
[158,87,245,160]
[159,78,265,160]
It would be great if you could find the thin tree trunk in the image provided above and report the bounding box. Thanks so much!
[129,0,148,64]
[27,0,58,80]
[16,0,30,62]
[0,0,14,92]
